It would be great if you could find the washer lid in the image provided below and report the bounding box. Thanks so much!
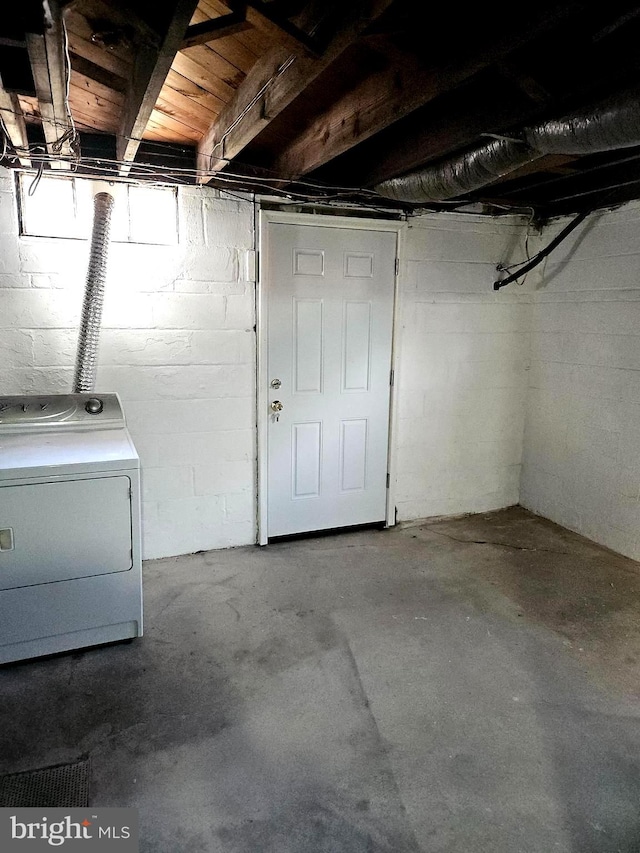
[0,428,139,480]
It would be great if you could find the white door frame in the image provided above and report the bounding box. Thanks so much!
[257,209,406,545]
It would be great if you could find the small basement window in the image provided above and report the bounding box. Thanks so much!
[18,174,178,245]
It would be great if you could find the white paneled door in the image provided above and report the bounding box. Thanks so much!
[265,222,397,537]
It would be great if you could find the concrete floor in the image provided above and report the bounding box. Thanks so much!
[2,506,640,852]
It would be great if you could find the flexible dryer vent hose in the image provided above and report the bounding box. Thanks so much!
[73,191,114,393]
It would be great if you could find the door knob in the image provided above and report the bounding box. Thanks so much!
[270,401,284,413]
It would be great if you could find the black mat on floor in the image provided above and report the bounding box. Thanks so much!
[0,759,91,807]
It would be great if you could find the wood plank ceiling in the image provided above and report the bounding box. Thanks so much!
[2,1,640,218]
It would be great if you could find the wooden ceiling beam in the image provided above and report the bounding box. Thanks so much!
[234,2,321,56]
[196,0,396,181]
[349,82,542,188]
[181,12,251,50]
[116,0,200,171]
[69,51,127,93]
[185,3,319,54]
[26,0,74,169]
[0,74,31,167]
[63,0,161,50]
[270,3,579,181]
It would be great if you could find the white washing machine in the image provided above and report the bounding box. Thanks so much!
[0,393,143,664]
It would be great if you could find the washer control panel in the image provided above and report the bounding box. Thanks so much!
[0,393,125,431]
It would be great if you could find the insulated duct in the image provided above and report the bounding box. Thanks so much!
[73,191,114,393]
[375,87,640,203]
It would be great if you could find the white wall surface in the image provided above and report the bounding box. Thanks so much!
[0,169,533,559]
[394,213,531,522]
[521,202,640,561]
[0,169,257,559]
[4,164,637,562]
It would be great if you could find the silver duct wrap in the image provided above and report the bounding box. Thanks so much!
[375,87,640,202]
[525,89,640,154]
[375,138,539,203]
[73,191,114,393]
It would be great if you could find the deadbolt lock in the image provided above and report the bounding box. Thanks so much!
[270,378,282,389]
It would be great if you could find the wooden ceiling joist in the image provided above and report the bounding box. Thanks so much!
[196,0,395,181]
[64,7,133,79]
[270,4,580,181]
[116,0,200,171]
[237,2,321,56]
[351,84,545,189]
[1,0,637,215]
[183,1,318,54]
[65,0,161,51]
[69,52,127,93]
[26,0,75,169]
[181,11,251,50]
[0,76,31,167]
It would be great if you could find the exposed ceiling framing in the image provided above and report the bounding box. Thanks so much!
[116,0,200,169]
[2,0,640,218]
[196,0,396,179]
[0,76,30,167]
[25,0,75,168]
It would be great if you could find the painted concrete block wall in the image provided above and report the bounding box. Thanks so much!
[0,169,257,559]
[8,163,636,562]
[520,203,640,561]
[395,213,532,522]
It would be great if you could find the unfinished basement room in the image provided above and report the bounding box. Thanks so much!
[2,1,640,851]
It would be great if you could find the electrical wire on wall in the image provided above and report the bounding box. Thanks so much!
[494,206,537,286]
[0,142,516,218]
[0,114,408,214]
[27,162,45,197]
[0,119,7,163]
[0,94,533,217]
[493,210,591,290]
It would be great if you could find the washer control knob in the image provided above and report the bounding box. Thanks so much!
[85,397,104,414]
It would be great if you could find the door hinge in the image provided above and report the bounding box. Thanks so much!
[386,473,390,488]
[390,369,394,386]
[394,257,400,276]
